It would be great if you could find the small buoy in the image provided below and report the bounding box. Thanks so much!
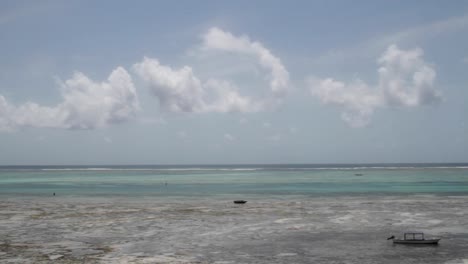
[233,200,247,204]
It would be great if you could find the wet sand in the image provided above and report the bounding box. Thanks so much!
[1,195,468,263]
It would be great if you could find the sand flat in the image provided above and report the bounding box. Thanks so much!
[1,195,468,263]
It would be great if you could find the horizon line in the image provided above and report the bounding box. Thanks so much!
[1,162,468,167]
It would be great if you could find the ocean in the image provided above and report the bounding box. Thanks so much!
[1,164,468,263]
[1,163,468,197]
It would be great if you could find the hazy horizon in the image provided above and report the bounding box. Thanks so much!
[1,162,468,167]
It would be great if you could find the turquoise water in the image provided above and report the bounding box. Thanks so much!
[1,164,468,196]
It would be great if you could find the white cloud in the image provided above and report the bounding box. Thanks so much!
[0,67,139,131]
[134,28,290,115]
[133,57,205,113]
[309,45,442,127]
[377,45,441,106]
[309,77,382,127]
[133,57,261,113]
[201,27,290,97]
[203,79,262,112]
[224,133,235,141]
[2,28,288,131]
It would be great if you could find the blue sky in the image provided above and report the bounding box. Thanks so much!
[1,0,467,165]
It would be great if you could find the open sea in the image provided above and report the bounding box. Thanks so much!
[1,164,468,263]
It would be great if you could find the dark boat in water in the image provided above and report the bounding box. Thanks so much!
[388,232,440,245]
[233,200,247,204]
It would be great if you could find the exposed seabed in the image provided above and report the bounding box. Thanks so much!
[1,195,468,263]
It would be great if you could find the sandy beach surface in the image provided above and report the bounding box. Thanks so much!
[1,195,468,263]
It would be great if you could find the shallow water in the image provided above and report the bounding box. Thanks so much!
[1,165,468,263]
[1,164,468,197]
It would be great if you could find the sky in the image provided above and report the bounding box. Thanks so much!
[0,0,467,165]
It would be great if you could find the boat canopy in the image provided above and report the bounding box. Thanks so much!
[404,232,425,240]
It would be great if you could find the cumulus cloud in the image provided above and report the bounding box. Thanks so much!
[309,45,442,127]
[309,78,382,127]
[0,67,139,131]
[2,27,289,132]
[133,57,262,113]
[202,27,290,96]
[133,57,205,113]
[134,28,290,114]
[377,45,441,106]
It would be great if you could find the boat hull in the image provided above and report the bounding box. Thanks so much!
[393,239,440,245]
